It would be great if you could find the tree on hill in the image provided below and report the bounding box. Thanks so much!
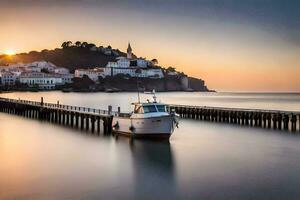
[75,41,81,47]
[86,43,96,50]
[29,51,39,54]
[61,41,72,49]
[167,66,176,72]
[81,42,88,48]
[151,58,158,65]
[61,42,67,49]
[66,41,72,47]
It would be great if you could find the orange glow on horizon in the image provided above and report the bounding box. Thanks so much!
[4,49,16,56]
[0,4,299,92]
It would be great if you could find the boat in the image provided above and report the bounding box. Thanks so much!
[112,92,179,139]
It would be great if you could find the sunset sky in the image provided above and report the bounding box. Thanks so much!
[0,0,299,92]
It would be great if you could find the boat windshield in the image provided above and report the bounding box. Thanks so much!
[156,105,166,112]
[134,104,167,114]
[143,105,157,113]
[134,105,144,114]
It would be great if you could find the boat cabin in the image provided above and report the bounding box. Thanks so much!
[133,103,167,114]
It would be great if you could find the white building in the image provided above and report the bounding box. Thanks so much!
[111,67,137,77]
[61,74,74,84]
[8,67,26,77]
[26,66,42,72]
[0,71,18,86]
[25,61,56,72]
[19,72,63,90]
[107,57,150,69]
[74,67,111,82]
[136,59,149,68]
[102,43,164,79]
[144,68,164,78]
[0,61,73,87]
[110,67,163,79]
[54,67,70,75]
[106,43,151,70]
[107,57,130,68]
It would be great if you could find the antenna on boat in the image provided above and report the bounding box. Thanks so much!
[152,89,157,103]
[137,84,141,103]
[135,68,141,103]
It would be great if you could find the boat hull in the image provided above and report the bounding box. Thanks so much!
[115,131,172,140]
[112,115,176,138]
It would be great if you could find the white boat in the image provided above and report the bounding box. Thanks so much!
[112,93,179,139]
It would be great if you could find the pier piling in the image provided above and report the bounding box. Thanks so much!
[0,97,114,136]
[0,97,299,135]
[168,104,300,133]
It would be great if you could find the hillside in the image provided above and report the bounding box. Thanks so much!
[0,43,128,72]
[0,41,211,92]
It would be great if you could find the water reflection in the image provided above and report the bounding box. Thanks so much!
[1,92,300,199]
[114,136,177,199]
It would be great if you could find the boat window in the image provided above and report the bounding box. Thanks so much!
[143,105,157,113]
[156,105,166,112]
[134,105,144,114]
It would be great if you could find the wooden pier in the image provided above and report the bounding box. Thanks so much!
[168,104,300,132]
[0,97,114,134]
[0,97,299,134]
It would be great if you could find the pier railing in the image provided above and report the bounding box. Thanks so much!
[0,97,117,134]
[0,97,125,116]
[0,97,299,133]
[168,104,300,115]
[168,104,300,132]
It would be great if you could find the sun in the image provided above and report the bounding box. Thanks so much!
[4,49,16,56]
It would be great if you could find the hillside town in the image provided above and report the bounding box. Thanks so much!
[0,42,208,92]
[0,43,175,90]
[74,43,165,82]
[0,61,74,90]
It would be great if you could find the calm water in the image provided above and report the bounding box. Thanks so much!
[0,92,300,200]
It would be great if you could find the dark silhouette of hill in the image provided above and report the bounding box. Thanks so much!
[0,41,129,72]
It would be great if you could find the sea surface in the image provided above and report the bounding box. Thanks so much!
[0,92,300,200]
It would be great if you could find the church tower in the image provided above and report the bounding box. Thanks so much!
[127,42,132,59]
